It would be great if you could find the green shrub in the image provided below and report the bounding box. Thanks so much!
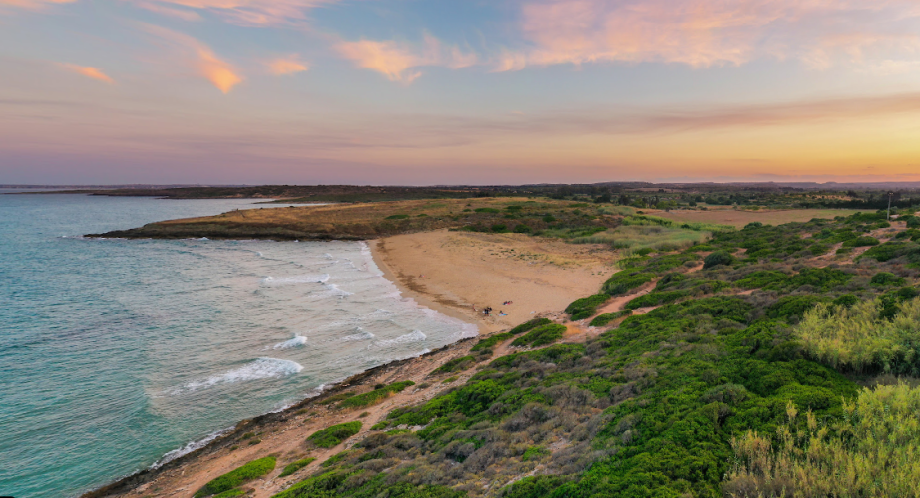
[279,457,316,477]
[194,456,276,497]
[833,294,860,308]
[385,214,410,220]
[734,271,787,289]
[842,236,879,248]
[522,445,550,461]
[624,291,688,310]
[212,490,246,498]
[491,224,508,232]
[511,323,566,347]
[703,250,734,269]
[908,217,920,228]
[871,272,905,286]
[433,356,476,374]
[767,295,831,320]
[339,382,414,409]
[471,332,513,352]
[603,271,654,295]
[307,421,362,448]
[860,241,920,263]
[513,224,532,233]
[786,267,853,291]
[589,310,632,327]
[506,205,523,211]
[565,294,610,318]
[508,317,552,335]
[475,207,500,213]
[795,298,920,374]
[542,214,556,223]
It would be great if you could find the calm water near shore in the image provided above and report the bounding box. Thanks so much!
[0,192,476,498]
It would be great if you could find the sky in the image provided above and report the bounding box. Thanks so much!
[2,0,920,185]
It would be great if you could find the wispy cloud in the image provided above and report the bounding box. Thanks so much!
[267,55,308,75]
[335,34,477,83]
[61,63,115,83]
[143,24,242,93]
[504,0,920,70]
[142,0,336,25]
[0,0,75,10]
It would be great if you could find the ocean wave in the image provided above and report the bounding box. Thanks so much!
[375,330,427,347]
[341,327,375,341]
[272,335,307,349]
[262,274,330,286]
[152,426,233,468]
[320,283,353,297]
[168,358,303,394]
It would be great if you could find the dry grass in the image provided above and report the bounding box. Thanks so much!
[724,384,920,497]
[644,208,863,228]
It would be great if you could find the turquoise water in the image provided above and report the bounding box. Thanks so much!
[0,193,476,498]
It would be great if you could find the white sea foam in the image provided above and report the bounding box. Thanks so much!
[273,335,307,349]
[376,330,427,347]
[152,426,233,468]
[341,327,375,341]
[320,283,354,297]
[262,274,330,286]
[169,358,303,394]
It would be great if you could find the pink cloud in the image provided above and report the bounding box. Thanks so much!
[336,34,477,83]
[61,63,115,83]
[267,55,308,75]
[509,0,920,70]
[144,24,242,93]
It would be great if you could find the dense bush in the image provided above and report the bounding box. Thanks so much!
[511,323,566,347]
[794,298,920,374]
[859,241,920,263]
[870,272,905,286]
[724,384,920,497]
[471,332,513,352]
[308,421,362,448]
[767,295,830,320]
[588,310,631,327]
[385,214,410,220]
[195,456,276,497]
[785,267,852,291]
[339,382,415,408]
[704,250,734,269]
[842,235,879,247]
[279,457,316,477]
[508,318,552,335]
[602,271,654,295]
[565,293,610,319]
[624,290,688,310]
[734,271,787,289]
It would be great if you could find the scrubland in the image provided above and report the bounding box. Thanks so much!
[91,203,920,498]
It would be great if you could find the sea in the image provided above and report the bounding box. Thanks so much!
[0,191,477,498]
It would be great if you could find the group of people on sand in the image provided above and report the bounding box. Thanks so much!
[473,303,510,317]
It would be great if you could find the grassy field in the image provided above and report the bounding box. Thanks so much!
[87,198,623,240]
[645,207,864,228]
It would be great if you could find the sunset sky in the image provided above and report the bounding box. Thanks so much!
[2,0,920,184]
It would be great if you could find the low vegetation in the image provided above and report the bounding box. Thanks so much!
[510,323,566,347]
[279,457,316,477]
[194,456,276,497]
[337,382,415,409]
[307,421,362,448]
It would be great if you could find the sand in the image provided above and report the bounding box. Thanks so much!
[371,229,618,334]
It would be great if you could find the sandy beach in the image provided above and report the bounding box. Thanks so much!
[371,229,618,334]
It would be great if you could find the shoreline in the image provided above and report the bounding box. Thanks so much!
[79,230,614,498]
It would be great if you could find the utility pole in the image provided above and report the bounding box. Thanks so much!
[887,191,894,220]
